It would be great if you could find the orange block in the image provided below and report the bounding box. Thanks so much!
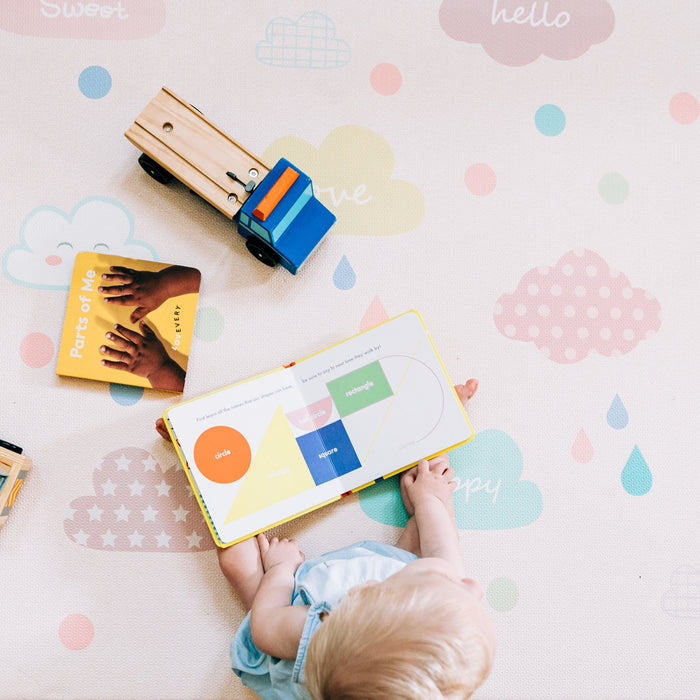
[253,167,299,221]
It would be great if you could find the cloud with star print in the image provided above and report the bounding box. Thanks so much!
[64,446,214,552]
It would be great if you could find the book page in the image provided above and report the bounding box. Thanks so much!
[165,311,473,544]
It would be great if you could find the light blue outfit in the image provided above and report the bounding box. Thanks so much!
[230,540,418,699]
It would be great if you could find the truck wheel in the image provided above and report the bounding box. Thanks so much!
[138,153,173,184]
[245,237,280,267]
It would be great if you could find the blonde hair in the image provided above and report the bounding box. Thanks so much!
[305,577,493,699]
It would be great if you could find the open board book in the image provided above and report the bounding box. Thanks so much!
[163,311,474,546]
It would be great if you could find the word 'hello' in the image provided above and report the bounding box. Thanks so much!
[491,0,571,28]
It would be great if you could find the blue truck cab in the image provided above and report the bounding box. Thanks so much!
[238,158,336,273]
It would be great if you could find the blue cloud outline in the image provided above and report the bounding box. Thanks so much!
[3,196,157,290]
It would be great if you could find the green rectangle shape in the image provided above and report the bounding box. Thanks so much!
[327,361,393,417]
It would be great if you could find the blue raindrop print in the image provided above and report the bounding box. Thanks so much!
[621,445,652,495]
[607,394,629,429]
[333,255,356,290]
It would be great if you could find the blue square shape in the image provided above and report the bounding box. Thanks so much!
[296,420,361,486]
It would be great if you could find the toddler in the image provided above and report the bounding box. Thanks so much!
[215,379,496,699]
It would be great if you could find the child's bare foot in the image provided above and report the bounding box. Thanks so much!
[155,417,170,441]
[217,535,266,611]
[454,378,478,405]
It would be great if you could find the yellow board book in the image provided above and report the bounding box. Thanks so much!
[163,311,475,546]
[57,252,201,392]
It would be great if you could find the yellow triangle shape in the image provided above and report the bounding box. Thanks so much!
[224,405,315,524]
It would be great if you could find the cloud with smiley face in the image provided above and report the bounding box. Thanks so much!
[3,197,156,290]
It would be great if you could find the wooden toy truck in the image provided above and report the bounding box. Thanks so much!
[125,88,336,274]
[0,440,31,533]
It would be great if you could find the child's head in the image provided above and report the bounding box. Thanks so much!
[305,557,495,699]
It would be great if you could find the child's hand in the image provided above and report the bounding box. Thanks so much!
[401,457,456,513]
[257,534,305,573]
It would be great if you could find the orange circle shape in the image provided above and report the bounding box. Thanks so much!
[193,426,251,484]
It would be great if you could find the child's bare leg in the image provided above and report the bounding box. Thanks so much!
[396,515,421,556]
[217,535,266,611]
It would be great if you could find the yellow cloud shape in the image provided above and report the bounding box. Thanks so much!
[263,126,424,237]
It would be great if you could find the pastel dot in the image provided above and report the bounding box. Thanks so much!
[551,326,563,338]
[194,306,225,341]
[370,63,402,96]
[464,163,497,196]
[550,284,562,296]
[610,307,622,320]
[514,303,527,316]
[487,577,519,611]
[527,283,539,295]
[78,65,112,99]
[535,104,566,136]
[537,266,550,276]
[564,305,576,317]
[109,383,143,406]
[538,304,550,317]
[623,329,635,341]
[587,306,599,318]
[59,614,95,650]
[669,92,699,125]
[622,287,633,299]
[600,327,612,340]
[599,172,629,204]
[45,255,62,266]
[575,285,587,297]
[562,264,574,276]
[504,324,516,337]
[599,286,611,298]
[632,308,644,320]
[539,345,551,358]
[585,265,598,277]
[577,327,589,339]
[493,302,503,315]
[20,332,54,368]
[528,325,540,337]
[564,347,577,361]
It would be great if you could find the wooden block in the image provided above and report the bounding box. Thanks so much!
[0,444,31,533]
[253,167,299,221]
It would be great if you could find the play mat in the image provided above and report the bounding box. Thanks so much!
[1,3,698,699]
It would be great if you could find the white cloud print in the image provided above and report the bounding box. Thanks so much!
[3,197,157,290]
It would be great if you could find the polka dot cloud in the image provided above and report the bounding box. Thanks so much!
[493,249,662,363]
[64,447,214,551]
